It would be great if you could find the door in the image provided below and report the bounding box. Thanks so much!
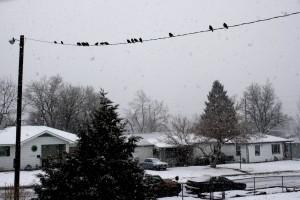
[41,144,66,167]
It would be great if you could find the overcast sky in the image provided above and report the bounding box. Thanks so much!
[1,0,300,119]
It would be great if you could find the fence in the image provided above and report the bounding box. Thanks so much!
[177,175,300,199]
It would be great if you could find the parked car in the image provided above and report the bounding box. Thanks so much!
[144,174,181,198]
[186,175,246,194]
[140,158,168,170]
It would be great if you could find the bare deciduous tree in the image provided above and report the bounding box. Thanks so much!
[0,77,17,128]
[25,75,63,127]
[296,98,300,137]
[25,75,101,133]
[163,114,194,145]
[125,90,169,133]
[242,81,287,134]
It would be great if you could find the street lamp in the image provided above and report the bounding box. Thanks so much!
[9,35,24,200]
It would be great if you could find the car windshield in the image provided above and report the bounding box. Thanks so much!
[149,158,161,162]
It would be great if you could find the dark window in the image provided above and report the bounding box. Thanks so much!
[213,146,218,154]
[272,144,281,154]
[165,148,177,158]
[0,146,10,157]
[255,145,260,156]
[236,145,241,156]
[153,148,159,158]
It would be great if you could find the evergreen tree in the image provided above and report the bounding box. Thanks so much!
[34,90,145,200]
[198,80,238,168]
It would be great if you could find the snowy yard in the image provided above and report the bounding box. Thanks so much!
[1,160,300,199]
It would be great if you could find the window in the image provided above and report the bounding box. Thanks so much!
[165,148,177,158]
[272,144,281,154]
[0,146,10,157]
[236,145,241,156]
[255,145,260,156]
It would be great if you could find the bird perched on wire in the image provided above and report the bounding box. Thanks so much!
[61,41,63,44]
[54,41,57,44]
[95,42,99,46]
[223,23,228,29]
[104,42,109,45]
[134,38,139,43]
[209,25,214,32]
[77,42,81,46]
[131,38,135,43]
[127,39,131,44]
[169,33,174,37]
[139,38,143,43]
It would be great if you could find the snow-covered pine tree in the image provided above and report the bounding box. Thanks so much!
[34,90,145,200]
[199,80,238,168]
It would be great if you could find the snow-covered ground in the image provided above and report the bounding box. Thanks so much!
[0,170,42,187]
[1,160,300,199]
[146,160,300,183]
[160,192,300,200]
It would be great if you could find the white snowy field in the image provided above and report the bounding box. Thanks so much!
[145,160,300,183]
[1,160,300,199]
[1,160,299,187]
[160,192,300,200]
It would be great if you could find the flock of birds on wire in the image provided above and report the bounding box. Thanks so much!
[52,23,229,47]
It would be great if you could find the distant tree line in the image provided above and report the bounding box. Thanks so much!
[0,75,295,138]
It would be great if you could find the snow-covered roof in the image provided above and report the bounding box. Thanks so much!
[128,132,215,148]
[227,134,293,144]
[128,133,174,148]
[247,134,293,143]
[128,132,293,148]
[0,126,79,145]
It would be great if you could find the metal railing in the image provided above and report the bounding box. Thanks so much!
[177,175,300,199]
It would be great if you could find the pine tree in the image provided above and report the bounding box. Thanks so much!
[34,90,145,200]
[199,80,238,168]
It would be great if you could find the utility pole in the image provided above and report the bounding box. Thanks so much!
[14,35,24,200]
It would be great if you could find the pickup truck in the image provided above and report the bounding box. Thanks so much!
[144,174,181,198]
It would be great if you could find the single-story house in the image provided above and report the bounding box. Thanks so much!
[129,133,201,166]
[0,126,78,171]
[130,133,293,166]
[221,134,293,163]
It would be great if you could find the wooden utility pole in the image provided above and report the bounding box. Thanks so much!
[14,35,24,200]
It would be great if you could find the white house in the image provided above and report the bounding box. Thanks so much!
[0,126,78,171]
[130,133,293,166]
[222,134,293,163]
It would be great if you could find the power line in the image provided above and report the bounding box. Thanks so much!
[14,11,300,47]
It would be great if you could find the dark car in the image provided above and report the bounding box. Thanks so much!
[144,174,181,198]
[186,175,246,194]
[140,158,168,170]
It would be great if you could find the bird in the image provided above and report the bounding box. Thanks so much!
[127,39,131,43]
[86,42,89,46]
[61,41,63,44]
[139,38,143,43]
[104,42,109,45]
[95,42,99,46]
[169,33,174,37]
[77,42,81,46]
[223,23,228,29]
[131,38,135,43]
[54,41,57,44]
[134,38,139,42]
[100,42,105,45]
[209,25,214,32]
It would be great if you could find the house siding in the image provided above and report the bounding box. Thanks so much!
[247,143,284,162]
[133,146,153,163]
[0,137,71,171]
